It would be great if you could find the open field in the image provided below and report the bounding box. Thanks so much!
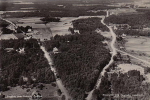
[31,29,52,41]
[114,63,150,83]
[18,17,44,24]
[109,8,137,15]
[0,34,18,40]
[116,64,144,74]
[5,18,22,24]
[2,84,58,99]
[46,17,76,36]
[124,36,150,62]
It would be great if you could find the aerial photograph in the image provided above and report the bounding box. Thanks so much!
[0,0,150,100]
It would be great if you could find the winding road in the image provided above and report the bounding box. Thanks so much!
[1,16,71,100]
[86,15,117,100]
[86,11,150,100]
[2,12,150,100]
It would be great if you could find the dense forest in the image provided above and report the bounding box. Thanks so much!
[0,19,9,27]
[1,27,14,34]
[3,10,106,18]
[115,29,150,36]
[105,14,150,29]
[0,1,114,18]
[44,17,111,100]
[16,26,32,33]
[0,39,55,91]
[72,17,109,33]
[105,13,150,36]
[40,17,60,24]
[93,70,148,100]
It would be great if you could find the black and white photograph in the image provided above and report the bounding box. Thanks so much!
[0,0,150,100]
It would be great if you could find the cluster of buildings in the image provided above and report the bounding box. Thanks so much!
[0,23,40,40]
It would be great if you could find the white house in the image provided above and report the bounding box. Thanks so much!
[18,48,25,54]
[22,76,28,82]
[53,47,59,54]
[122,33,127,38]
[27,28,32,32]
[74,30,80,34]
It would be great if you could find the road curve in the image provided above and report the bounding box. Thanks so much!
[86,16,117,100]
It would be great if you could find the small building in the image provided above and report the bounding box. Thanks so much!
[31,91,42,99]
[121,33,127,38]
[5,48,14,52]
[22,76,28,82]
[18,48,25,54]
[27,28,32,32]
[74,30,80,34]
[95,28,101,32]
[53,47,59,54]
[24,35,32,40]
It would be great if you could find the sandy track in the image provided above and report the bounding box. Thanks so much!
[40,46,71,100]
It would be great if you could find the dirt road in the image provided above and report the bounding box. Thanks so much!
[86,16,117,100]
[40,46,71,100]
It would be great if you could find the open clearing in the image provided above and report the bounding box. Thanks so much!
[3,84,58,99]
[46,17,77,36]
[109,8,137,15]
[114,64,150,83]
[124,36,150,62]
[18,17,44,24]
[117,64,144,74]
